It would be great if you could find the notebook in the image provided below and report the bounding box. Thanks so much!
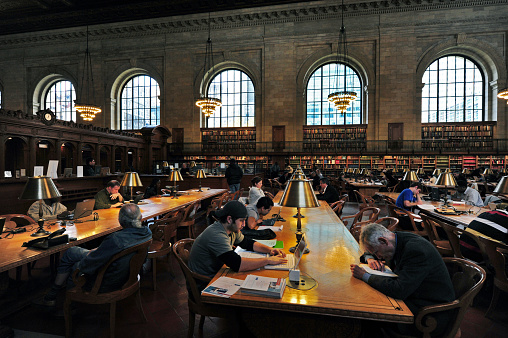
[67,199,95,220]
[265,234,307,271]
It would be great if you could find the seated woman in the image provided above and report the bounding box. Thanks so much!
[248,176,265,205]
[143,178,161,199]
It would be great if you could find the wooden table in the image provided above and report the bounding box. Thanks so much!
[0,188,227,273]
[346,179,386,197]
[201,193,413,329]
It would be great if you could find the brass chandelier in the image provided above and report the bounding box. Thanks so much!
[328,0,357,113]
[196,14,222,118]
[498,88,508,104]
[74,26,101,121]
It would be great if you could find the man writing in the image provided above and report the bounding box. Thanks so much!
[395,182,423,211]
[188,201,286,290]
[316,177,340,204]
[245,196,274,230]
[94,180,124,209]
[350,223,454,336]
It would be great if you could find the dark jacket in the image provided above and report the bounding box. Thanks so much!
[225,164,243,185]
[94,188,122,210]
[316,185,340,204]
[83,165,95,176]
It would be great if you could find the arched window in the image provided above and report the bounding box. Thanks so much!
[45,80,76,121]
[120,75,160,130]
[306,63,362,125]
[422,55,484,123]
[206,69,255,128]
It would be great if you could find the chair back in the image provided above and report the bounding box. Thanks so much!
[329,200,346,219]
[150,211,181,253]
[420,214,454,256]
[387,205,427,237]
[374,217,399,231]
[1,214,36,227]
[353,190,376,210]
[414,258,485,338]
[339,194,349,203]
[380,195,396,206]
[439,221,486,263]
[348,207,381,242]
[179,201,201,238]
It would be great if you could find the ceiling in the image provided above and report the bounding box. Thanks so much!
[0,0,319,36]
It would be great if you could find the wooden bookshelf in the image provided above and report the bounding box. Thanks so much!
[421,122,495,152]
[303,125,367,152]
[201,127,256,152]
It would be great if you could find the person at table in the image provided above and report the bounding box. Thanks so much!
[316,177,340,204]
[456,180,483,207]
[275,170,291,186]
[94,180,124,209]
[248,176,265,206]
[33,204,152,307]
[188,200,286,291]
[143,178,161,199]
[83,157,96,176]
[245,196,274,230]
[225,158,243,193]
[381,170,398,190]
[180,162,190,175]
[27,197,67,221]
[395,182,423,211]
[270,161,280,179]
[350,223,455,336]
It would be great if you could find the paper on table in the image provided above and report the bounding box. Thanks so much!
[254,239,277,247]
[201,277,243,298]
[235,247,268,258]
[418,204,435,211]
[360,263,398,278]
[258,225,283,231]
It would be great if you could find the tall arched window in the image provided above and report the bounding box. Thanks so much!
[45,80,76,121]
[206,69,255,128]
[422,55,484,123]
[306,63,362,125]
[120,75,160,130]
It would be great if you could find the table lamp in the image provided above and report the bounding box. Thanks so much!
[435,172,457,206]
[162,161,169,174]
[279,178,320,253]
[120,172,143,201]
[417,168,425,175]
[19,176,61,237]
[402,171,419,182]
[500,168,507,174]
[483,168,494,175]
[493,176,508,195]
[169,169,183,199]
[462,168,471,175]
[403,168,410,173]
[292,171,306,180]
[196,169,207,192]
[432,168,442,177]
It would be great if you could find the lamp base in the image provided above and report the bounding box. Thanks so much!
[198,184,203,192]
[289,246,310,254]
[285,273,317,290]
[293,214,305,218]
[31,220,50,237]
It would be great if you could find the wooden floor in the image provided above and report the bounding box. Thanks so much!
[1,202,507,337]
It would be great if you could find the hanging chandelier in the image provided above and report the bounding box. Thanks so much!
[328,0,357,113]
[74,26,101,122]
[498,87,508,104]
[195,14,222,118]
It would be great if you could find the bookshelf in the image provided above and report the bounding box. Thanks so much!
[421,122,495,152]
[183,155,267,174]
[201,127,256,152]
[303,125,367,152]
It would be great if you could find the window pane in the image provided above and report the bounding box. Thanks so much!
[44,80,76,121]
[120,75,160,130]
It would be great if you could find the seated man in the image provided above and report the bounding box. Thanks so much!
[395,182,423,211]
[94,180,124,209]
[188,201,286,291]
[350,223,455,336]
[316,177,340,204]
[245,196,274,230]
[455,180,483,207]
[34,204,152,307]
[28,197,67,221]
[83,157,96,177]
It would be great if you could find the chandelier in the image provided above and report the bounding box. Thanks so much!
[195,14,221,118]
[74,26,101,121]
[498,88,508,104]
[328,0,357,113]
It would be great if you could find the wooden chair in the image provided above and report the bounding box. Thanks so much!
[374,217,399,232]
[173,239,236,338]
[380,194,396,206]
[147,211,182,290]
[178,201,202,239]
[384,257,486,338]
[353,190,376,210]
[387,205,427,237]
[329,200,346,219]
[339,193,349,203]
[264,191,275,200]
[64,239,152,338]
[0,214,36,228]
[342,207,381,241]
[439,222,486,264]
[477,236,508,318]
[420,214,454,257]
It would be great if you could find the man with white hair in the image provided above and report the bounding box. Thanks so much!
[350,223,454,336]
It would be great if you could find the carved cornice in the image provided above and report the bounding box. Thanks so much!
[0,0,506,46]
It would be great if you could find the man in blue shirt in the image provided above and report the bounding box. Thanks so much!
[395,182,423,211]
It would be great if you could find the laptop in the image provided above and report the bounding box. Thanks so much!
[260,208,282,226]
[115,194,146,207]
[265,233,307,270]
[67,199,95,220]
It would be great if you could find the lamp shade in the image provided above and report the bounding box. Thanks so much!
[120,172,143,187]
[403,168,410,172]
[483,168,494,175]
[493,176,508,195]
[162,161,169,167]
[432,169,442,177]
[19,176,62,200]
[170,169,183,182]
[462,168,471,175]
[500,168,507,174]
[353,168,360,175]
[444,168,451,173]
[417,168,425,175]
[402,171,419,182]
[196,169,207,179]
[279,179,320,208]
[435,173,457,187]
[292,172,306,180]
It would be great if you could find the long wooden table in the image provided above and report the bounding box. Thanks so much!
[346,179,386,197]
[0,188,227,273]
[201,193,413,329]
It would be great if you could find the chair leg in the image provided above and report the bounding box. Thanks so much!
[135,289,147,323]
[64,298,72,338]
[485,285,500,318]
[199,314,206,331]
[151,258,157,291]
[188,310,196,338]
[110,301,116,338]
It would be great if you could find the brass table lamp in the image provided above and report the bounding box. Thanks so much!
[196,169,207,192]
[435,172,457,206]
[120,172,143,201]
[19,176,62,237]
[493,176,508,195]
[432,168,442,177]
[279,178,320,253]
[402,171,419,182]
[483,168,494,175]
[417,168,425,175]
[169,169,183,199]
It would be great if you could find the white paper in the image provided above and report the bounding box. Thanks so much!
[220,163,226,169]
[4,171,12,178]
[360,263,398,277]
[47,160,59,179]
[20,169,26,177]
[201,277,243,298]
[254,239,277,247]
[34,166,44,177]
[235,247,268,258]
[77,166,83,177]
[258,225,283,231]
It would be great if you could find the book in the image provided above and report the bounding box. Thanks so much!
[240,275,286,298]
[360,264,398,278]
[201,277,243,298]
